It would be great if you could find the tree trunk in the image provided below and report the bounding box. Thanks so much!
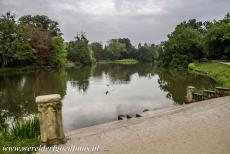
[2,56,6,68]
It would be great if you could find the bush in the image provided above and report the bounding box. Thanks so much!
[188,63,196,70]
[169,54,189,70]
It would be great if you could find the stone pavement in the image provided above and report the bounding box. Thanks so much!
[37,96,230,154]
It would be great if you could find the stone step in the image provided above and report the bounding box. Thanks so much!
[193,93,204,101]
[203,90,216,98]
[136,106,177,118]
[216,87,230,96]
[118,115,127,120]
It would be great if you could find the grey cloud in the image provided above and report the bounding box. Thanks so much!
[0,0,229,44]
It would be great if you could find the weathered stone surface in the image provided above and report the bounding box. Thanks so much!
[186,86,195,103]
[143,109,149,112]
[193,93,204,101]
[36,94,65,145]
[203,90,216,98]
[118,115,127,120]
[36,94,61,104]
[126,115,132,119]
[216,87,230,96]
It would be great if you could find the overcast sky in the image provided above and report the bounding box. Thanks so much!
[0,0,230,45]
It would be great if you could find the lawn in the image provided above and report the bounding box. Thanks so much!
[0,66,37,74]
[188,62,230,87]
[98,59,139,65]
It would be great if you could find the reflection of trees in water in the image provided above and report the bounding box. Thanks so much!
[0,69,67,128]
[0,63,219,128]
[35,69,67,97]
[94,63,155,84]
[0,73,37,128]
[156,67,219,104]
[67,66,92,93]
[67,63,156,93]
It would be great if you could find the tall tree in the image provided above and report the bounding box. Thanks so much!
[106,39,127,60]
[0,12,34,68]
[137,43,155,62]
[67,33,93,65]
[19,15,61,36]
[159,26,203,68]
[28,26,52,66]
[204,13,230,59]
[50,36,67,67]
[90,42,103,62]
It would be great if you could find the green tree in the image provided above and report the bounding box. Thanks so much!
[19,14,66,67]
[67,33,93,65]
[117,38,132,58]
[106,39,127,60]
[50,36,67,67]
[0,12,34,68]
[204,13,230,59]
[137,43,155,62]
[90,42,103,62]
[0,12,66,68]
[177,19,205,33]
[19,15,61,36]
[159,26,203,68]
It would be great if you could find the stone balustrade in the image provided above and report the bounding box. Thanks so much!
[186,86,230,103]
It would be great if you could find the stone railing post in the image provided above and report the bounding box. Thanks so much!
[36,94,65,145]
[186,86,195,103]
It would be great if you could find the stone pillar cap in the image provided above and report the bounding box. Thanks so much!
[36,94,61,104]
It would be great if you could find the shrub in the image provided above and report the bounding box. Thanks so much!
[169,54,189,70]
[188,63,196,70]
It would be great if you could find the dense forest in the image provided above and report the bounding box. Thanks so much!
[0,12,229,69]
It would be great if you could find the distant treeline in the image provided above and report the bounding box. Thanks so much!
[66,34,159,65]
[0,12,229,69]
[89,39,159,62]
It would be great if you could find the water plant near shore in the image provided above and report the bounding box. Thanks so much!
[0,115,40,154]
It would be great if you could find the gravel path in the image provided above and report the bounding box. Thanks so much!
[220,62,230,66]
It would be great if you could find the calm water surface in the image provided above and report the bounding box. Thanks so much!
[0,63,219,131]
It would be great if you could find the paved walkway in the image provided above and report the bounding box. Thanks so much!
[38,96,230,154]
[220,62,230,66]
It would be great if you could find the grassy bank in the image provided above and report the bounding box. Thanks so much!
[0,63,77,75]
[99,59,139,65]
[0,115,40,154]
[0,66,37,74]
[188,62,230,87]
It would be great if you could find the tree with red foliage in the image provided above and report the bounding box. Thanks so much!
[28,27,52,66]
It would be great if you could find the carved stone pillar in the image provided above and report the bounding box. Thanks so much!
[36,94,65,145]
[186,86,195,103]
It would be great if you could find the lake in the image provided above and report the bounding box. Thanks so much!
[0,63,219,131]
